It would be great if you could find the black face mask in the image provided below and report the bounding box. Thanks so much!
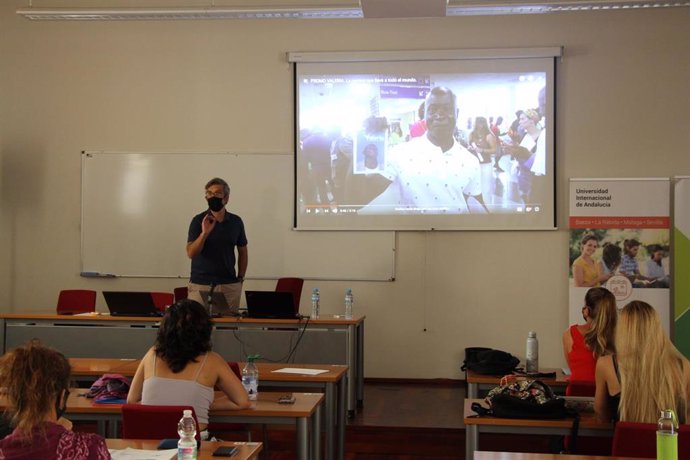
[207,196,224,212]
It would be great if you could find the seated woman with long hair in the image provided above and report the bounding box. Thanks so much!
[0,341,110,459]
[562,287,617,383]
[128,299,251,438]
[594,301,690,423]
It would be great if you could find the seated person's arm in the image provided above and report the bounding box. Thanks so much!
[594,355,612,423]
[210,353,252,410]
[562,329,573,364]
[126,349,151,403]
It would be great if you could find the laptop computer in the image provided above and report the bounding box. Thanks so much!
[103,291,163,317]
[245,291,298,319]
[198,290,234,317]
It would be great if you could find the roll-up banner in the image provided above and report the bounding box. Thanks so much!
[674,177,690,357]
[569,178,671,334]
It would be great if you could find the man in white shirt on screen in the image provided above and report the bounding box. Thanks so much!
[360,86,485,214]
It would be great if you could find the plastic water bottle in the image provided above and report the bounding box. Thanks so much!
[344,288,353,319]
[177,409,197,460]
[657,409,678,460]
[525,331,539,374]
[242,355,259,401]
[311,288,320,319]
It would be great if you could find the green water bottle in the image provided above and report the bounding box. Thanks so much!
[657,409,678,460]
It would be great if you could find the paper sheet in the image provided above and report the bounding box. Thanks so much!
[271,367,329,375]
[109,448,177,459]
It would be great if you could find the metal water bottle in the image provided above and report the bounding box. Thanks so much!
[525,331,539,374]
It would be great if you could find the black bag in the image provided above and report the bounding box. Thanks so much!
[483,379,570,419]
[461,348,519,375]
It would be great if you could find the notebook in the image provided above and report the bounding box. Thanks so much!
[103,291,163,317]
[245,291,298,319]
[198,290,233,317]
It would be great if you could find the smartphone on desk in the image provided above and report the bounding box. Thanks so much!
[212,446,238,456]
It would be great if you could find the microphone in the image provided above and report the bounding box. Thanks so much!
[208,283,216,317]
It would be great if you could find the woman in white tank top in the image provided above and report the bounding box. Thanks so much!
[127,300,251,432]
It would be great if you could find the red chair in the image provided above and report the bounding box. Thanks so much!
[121,404,200,441]
[208,362,252,441]
[275,277,304,311]
[612,421,690,458]
[174,286,188,302]
[151,292,174,312]
[56,289,97,315]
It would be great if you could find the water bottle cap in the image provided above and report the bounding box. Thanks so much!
[183,409,192,417]
[312,288,319,293]
[528,331,537,338]
[346,288,352,293]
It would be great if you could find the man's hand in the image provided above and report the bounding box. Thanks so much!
[201,213,217,236]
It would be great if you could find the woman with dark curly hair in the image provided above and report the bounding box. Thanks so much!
[0,340,110,459]
[127,299,250,437]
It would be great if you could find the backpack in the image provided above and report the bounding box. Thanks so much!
[86,373,131,403]
[461,348,519,375]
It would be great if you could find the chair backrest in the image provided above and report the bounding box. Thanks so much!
[56,289,97,315]
[612,421,690,458]
[565,380,595,397]
[275,277,304,310]
[150,292,174,311]
[121,404,200,441]
[174,286,188,302]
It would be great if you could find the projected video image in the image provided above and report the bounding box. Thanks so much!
[294,54,556,231]
[298,72,547,217]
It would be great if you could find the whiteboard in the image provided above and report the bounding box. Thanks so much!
[81,152,396,280]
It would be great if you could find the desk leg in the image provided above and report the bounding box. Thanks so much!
[297,416,308,460]
[468,382,478,399]
[324,382,335,460]
[337,375,347,460]
[311,403,321,460]
[356,321,364,409]
[465,424,477,460]
[347,324,357,417]
[108,420,120,438]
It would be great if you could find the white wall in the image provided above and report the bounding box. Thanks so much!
[1,1,689,378]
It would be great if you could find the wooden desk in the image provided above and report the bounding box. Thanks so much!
[107,439,263,459]
[1,389,323,460]
[0,312,364,416]
[465,368,569,398]
[475,452,646,460]
[464,399,612,460]
[70,359,347,460]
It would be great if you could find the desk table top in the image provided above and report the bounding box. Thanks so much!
[107,439,263,460]
[0,312,365,325]
[1,388,324,418]
[466,368,569,386]
[69,358,348,382]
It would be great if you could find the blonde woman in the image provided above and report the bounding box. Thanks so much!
[594,301,690,423]
[562,287,617,382]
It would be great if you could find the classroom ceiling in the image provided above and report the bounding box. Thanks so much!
[16,0,690,20]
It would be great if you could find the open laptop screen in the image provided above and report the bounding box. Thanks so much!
[103,291,162,317]
[245,291,297,319]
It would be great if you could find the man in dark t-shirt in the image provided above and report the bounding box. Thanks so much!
[186,177,248,315]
